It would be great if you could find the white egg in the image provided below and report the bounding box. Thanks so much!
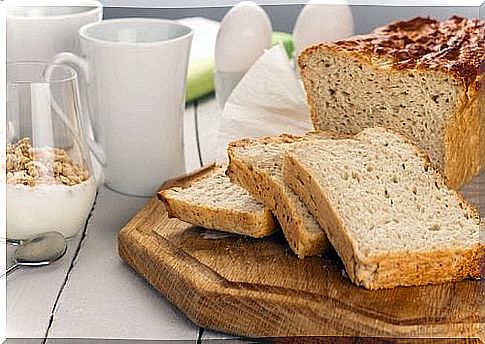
[215,1,272,73]
[293,0,354,55]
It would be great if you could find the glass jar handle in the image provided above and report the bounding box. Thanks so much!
[48,53,106,167]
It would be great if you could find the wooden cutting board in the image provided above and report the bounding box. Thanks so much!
[118,167,484,341]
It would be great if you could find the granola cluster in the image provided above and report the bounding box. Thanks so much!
[6,137,90,187]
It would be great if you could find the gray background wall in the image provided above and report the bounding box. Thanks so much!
[103,4,480,34]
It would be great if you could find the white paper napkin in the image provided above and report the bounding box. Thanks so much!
[215,44,313,162]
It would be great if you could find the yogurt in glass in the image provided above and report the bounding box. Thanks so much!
[7,178,96,240]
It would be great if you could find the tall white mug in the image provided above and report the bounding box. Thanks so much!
[54,18,193,197]
[6,0,103,62]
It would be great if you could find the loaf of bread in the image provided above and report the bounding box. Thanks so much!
[226,133,332,258]
[283,127,483,289]
[298,16,484,190]
[158,165,276,238]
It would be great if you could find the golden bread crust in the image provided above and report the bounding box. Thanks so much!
[301,16,484,91]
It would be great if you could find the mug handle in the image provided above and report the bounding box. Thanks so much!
[49,52,106,168]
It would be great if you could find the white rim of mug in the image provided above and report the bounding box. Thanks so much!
[79,18,194,47]
[6,0,102,20]
[7,62,78,85]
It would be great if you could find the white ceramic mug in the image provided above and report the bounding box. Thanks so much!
[6,0,102,62]
[53,18,193,197]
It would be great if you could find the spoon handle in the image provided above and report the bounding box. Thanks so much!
[1,263,19,279]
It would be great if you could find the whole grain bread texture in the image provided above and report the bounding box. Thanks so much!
[226,132,337,258]
[158,165,276,238]
[298,16,484,190]
[283,127,483,289]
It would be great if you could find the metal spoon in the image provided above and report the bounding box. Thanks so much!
[2,232,67,278]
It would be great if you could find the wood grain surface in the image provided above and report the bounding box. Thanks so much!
[118,169,484,341]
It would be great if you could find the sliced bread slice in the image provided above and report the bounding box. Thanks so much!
[283,127,482,289]
[158,165,276,238]
[227,133,334,258]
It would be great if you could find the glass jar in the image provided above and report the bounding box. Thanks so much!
[5,62,96,241]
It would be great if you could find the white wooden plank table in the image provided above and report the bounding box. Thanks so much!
[6,96,237,342]
[6,232,83,342]
[45,187,198,341]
